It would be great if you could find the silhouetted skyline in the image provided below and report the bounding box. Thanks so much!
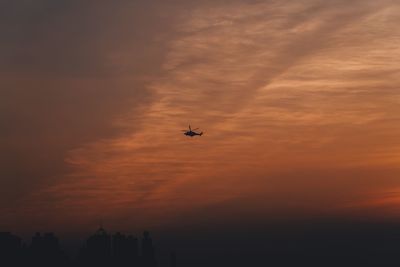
[0,228,162,267]
[3,223,400,266]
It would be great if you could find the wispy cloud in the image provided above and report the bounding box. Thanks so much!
[2,0,400,231]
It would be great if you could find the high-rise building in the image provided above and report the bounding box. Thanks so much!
[79,227,112,267]
[0,232,22,267]
[141,231,157,267]
[112,232,139,267]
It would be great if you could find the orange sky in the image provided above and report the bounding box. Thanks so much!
[1,0,400,234]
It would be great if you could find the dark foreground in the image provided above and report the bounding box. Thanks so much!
[2,223,400,267]
[0,228,164,267]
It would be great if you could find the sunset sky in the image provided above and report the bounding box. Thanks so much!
[1,0,400,238]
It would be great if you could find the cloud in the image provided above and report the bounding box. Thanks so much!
[0,0,175,221]
[2,0,400,231]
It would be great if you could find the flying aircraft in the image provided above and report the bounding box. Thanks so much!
[182,125,203,137]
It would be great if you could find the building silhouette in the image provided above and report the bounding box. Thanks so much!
[0,232,23,267]
[0,228,161,267]
[29,232,69,267]
[77,228,157,267]
[141,231,157,267]
[78,227,112,267]
[112,232,139,267]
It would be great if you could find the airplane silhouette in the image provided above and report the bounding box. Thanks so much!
[182,125,203,137]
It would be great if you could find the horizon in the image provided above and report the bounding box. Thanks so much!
[4,221,400,267]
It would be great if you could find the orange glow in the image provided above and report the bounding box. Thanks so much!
[1,0,400,233]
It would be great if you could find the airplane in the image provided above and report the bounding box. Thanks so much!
[182,125,203,137]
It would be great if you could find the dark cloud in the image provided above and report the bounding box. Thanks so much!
[0,0,172,76]
[0,0,174,214]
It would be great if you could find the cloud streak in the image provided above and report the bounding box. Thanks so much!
[1,0,400,232]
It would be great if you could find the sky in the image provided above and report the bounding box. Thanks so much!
[1,0,400,241]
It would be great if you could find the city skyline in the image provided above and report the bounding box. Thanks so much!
[0,228,160,267]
